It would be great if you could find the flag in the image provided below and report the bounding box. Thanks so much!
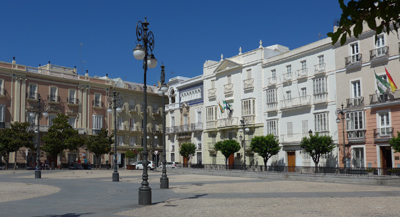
[218,101,224,114]
[385,67,398,93]
[375,72,390,94]
[223,100,231,111]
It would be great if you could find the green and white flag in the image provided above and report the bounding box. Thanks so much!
[375,72,390,94]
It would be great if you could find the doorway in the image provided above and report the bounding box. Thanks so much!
[68,153,77,166]
[380,146,392,175]
[228,154,234,169]
[287,152,296,172]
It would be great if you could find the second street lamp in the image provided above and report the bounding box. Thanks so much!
[239,118,249,170]
[134,17,157,205]
[29,98,49,178]
[158,63,169,189]
[336,103,348,170]
[107,90,122,182]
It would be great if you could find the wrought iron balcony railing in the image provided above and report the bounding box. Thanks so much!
[314,63,326,75]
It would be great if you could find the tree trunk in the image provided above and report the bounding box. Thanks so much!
[225,157,228,170]
[14,150,17,170]
[314,159,319,174]
[264,157,268,172]
[59,152,63,170]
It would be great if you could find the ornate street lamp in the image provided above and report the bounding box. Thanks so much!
[107,90,123,182]
[134,17,157,205]
[29,98,49,178]
[158,63,169,189]
[239,118,250,170]
[336,103,348,169]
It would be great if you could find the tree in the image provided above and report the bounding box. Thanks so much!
[328,0,400,45]
[0,122,34,170]
[300,133,335,173]
[41,114,85,168]
[179,142,196,167]
[389,131,400,152]
[214,139,240,169]
[250,135,281,169]
[85,128,113,169]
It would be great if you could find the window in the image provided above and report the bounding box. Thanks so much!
[266,89,276,104]
[129,100,135,110]
[313,77,327,94]
[301,88,307,98]
[271,69,276,78]
[352,81,361,98]
[286,65,292,74]
[117,117,123,130]
[318,55,324,66]
[129,118,135,130]
[315,112,328,132]
[346,111,365,139]
[287,122,293,136]
[227,75,232,84]
[247,69,252,79]
[211,80,215,88]
[302,120,308,135]
[117,136,124,146]
[350,43,359,62]
[301,60,307,70]
[352,147,364,168]
[376,34,385,56]
[183,115,188,125]
[197,110,202,123]
[49,115,57,126]
[28,84,37,99]
[68,89,76,104]
[171,116,175,127]
[68,117,76,128]
[49,86,58,102]
[242,98,255,116]
[0,105,5,128]
[267,120,277,136]
[286,91,292,100]
[27,113,36,125]
[378,112,391,136]
[92,115,103,129]
[0,79,3,95]
[129,137,136,146]
[94,93,101,107]
[171,153,175,162]
[171,137,175,152]
[206,106,217,121]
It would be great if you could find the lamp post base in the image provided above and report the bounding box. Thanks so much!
[112,172,119,182]
[138,186,152,205]
[35,170,41,179]
[160,177,169,189]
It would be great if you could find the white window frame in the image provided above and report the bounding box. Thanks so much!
[227,75,232,84]
[28,83,38,99]
[94,93,101,107]
[206,106,217,121]
[349,42,360,63]
[68,89,76,104]
[68,116,76,128]
[117,136,124,146]
[351,145,366,168]
[241,98,255,116]
[266,89,277,104]
[0,105,5,124]
[49,86,58,102]
[313,77,327,94]
[266,119,278,136]
[48,115,57,126]
[314,112,329,132]
[376,109,391,136]
[346,111,365,130]
[318,55,324,65]
[0,79,4,95]
[247,69,252,79]
[271,69,276,78]
[129,136,136,146]
[92,115,103,129]
[117,117,123,130]
[170,115,175,127]
[286,65,292,74]
[301,60,307,70]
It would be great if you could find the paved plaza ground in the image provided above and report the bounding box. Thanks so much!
[1,169,400,217]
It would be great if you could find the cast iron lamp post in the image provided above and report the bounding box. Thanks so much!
[336,103,347,169]
[107,90,123,182]
[133,17,157,205]
[158,63,169,189]
[29,98,49,178]
[239,118,249,170]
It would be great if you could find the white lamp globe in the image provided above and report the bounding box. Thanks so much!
[161,84,168,93]
[42,111,49,117]
[154,135,158,139]
[158,89,163,96]
[107,107,113,114]
[30,112,35,118]
[133,44,145,60]
[116,107,122,113]
[147,54,157,68]
[245,127,250,133]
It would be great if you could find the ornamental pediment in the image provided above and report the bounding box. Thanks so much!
[214,59,242,74]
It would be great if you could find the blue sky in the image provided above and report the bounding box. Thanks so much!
[0,1,343,86]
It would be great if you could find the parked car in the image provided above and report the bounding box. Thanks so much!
[134,161,155,170]
[158,162,178,169]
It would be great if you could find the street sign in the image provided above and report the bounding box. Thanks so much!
[154,150,159,155]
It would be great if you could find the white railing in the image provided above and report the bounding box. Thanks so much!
[283,72,292,82]
[206,120,217,129]
[266,102,278,112]
[217,117,238,128]
[280,96,311,109]
[314,63,326,75]
[208,88,217,99]
[296,68,308,79]
[314,92,328,104]
[224,83,234,95]
[242,115,255,124]
[243,78,254,90]
[280,133,309,143]
[268,77,277,86]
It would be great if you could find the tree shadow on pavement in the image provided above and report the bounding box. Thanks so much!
[32,212,94,217]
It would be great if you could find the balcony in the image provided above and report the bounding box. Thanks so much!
[197,144,202,151]
[242,115,255,124]
[206,120,217,129]
[208,88,217,100]
[374,127,393,142]
[266,102,278,112]
[314,92,328,104]
[296,68,308,80]
[191,123,203,131]
[370,46,389,65]
[179,124,190,132]
[208,142,215,152]
[67,98,79,106]
[369,90,400,108]
[217,117,238,128]
[243,78,254,91]
[314,63,326,75]
[345,54,362,70]
[282,72,292,83]
[346,97,364,110]
[27,125,50,132]
[130,126,140,132]
[48,95,60,104]
[280,96,311,110]
[347,129,366,143]
[280,133,308,143]
[224,83,234,95]
[26,92,38,101]
[92,100,104,108]
[117,125,126,131]
[267,77,277,86]
[92,129,102,135]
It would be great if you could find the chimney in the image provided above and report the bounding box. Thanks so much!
[12,57,16,64]
[85,70,89,77]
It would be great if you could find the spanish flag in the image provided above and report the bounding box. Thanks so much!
[218,101,224,114]
[385,67,398,93]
